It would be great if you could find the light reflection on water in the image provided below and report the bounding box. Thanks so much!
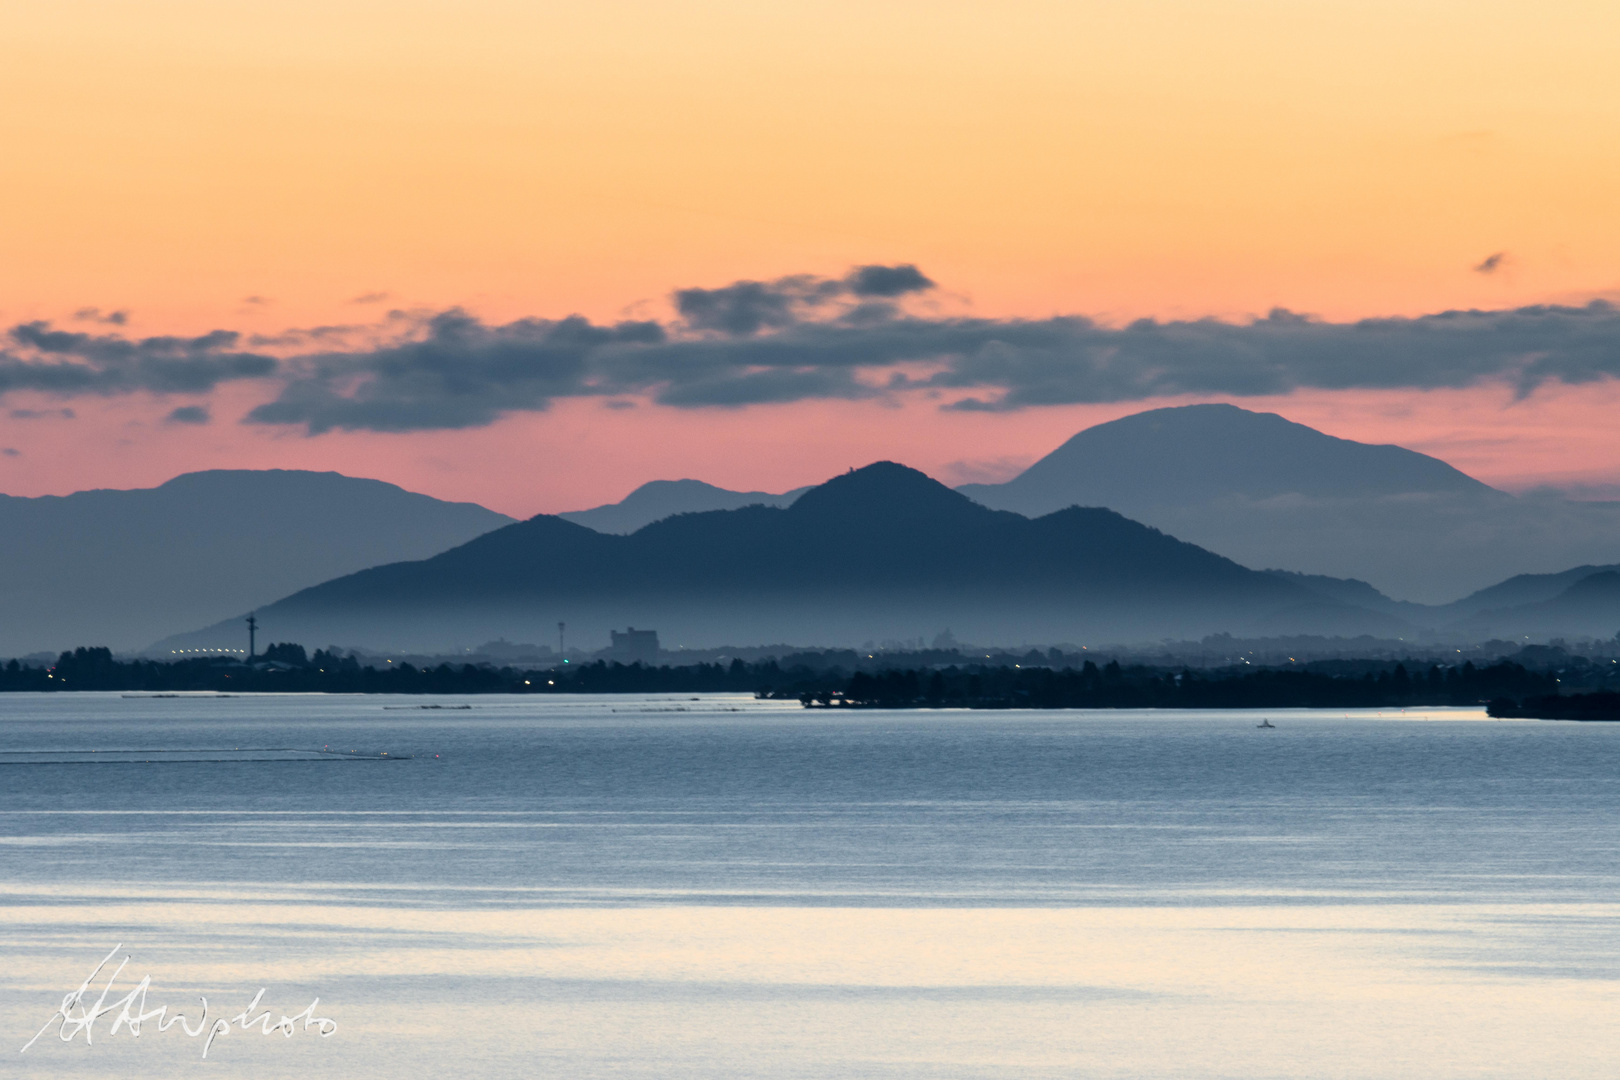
[1,693,1616,1078]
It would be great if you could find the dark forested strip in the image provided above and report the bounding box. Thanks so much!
[791,659,1557,709]
[0,647,1570,709]
[1486,691,1620,721]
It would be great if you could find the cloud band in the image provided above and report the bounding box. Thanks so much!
[4,267,1619,433]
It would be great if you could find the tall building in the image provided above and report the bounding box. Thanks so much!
[608,627,660,665]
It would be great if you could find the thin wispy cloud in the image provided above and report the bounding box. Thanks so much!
[71,307,129,325]
[5,265,1620,433]
[1474,252,1508,274]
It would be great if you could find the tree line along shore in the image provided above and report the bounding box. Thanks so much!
[2,645,1616,718]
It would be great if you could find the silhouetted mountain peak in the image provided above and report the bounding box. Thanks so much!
[158,468,342,489]
[0,469,513,655]
[150,468,499,512]
[162,455,1385,654]
[1005,403,1500,502]
[790,462,990,522]
[955,402,1538,601]
[559,478,806,534]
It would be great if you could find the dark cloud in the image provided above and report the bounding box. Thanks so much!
[673,264,934,335]
[927,302,1620,410]
[846,263,934,297]
[675,280,801,335]
[1475,252,1507,274]
[654,366,878,407]
[0,323,277,397]
[8,407,75,419]
[350,292,390,304]
[165,405,211,425]
[13,267,1620,433]
[250,294,1620,429]
[244,310,664,434]
[1,448,19,457]
[674,275,842,335]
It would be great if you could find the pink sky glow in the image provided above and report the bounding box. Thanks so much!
[6,2,1620,513]
[2,375,1618,518]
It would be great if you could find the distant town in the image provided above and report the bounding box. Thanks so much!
[5,626,1618,719]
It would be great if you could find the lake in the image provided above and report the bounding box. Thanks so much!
[2,693,1616,1078]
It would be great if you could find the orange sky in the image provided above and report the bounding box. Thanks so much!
[3,0,1619,511]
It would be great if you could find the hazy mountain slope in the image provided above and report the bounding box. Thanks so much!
[958,404,1620,603]
[1265,564,1620,639]
[960,403,1497,509]
[1261,570,1428,620]
[1439,564,1620,618]
[1459,571,1620,639]
[0,470,512,655]
[159,462,1392,653]
[558,479,808,534]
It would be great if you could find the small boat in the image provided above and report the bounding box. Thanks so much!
[1256,719,1276,729]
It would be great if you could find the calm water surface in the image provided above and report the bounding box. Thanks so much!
[1,693,1616,1078]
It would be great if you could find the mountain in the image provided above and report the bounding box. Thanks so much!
[959,403,1496,508]
[157,462,1401,653]
[559,479,807,534]
[1261,570,1430,621]
[958,404,1620,603]
[1264,565,1620,640]
[1273,563,1620,641]
[1458,570,1620,640]
[1439,564,1620,618]
[0,470,512,656]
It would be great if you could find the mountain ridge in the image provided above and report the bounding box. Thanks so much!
[957,403,1502,510]
[544,404,1620,603]
[0,469,513,655]
[156,462,1373,654]
[559,479,807,534]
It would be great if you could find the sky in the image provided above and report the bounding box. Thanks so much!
[3,0,1619,517]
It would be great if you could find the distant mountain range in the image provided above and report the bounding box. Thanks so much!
[159,462,1419,654]
[9,404,1620,657]
[1456,568,1620,639]
[1263,565,1620,639]
[156,454,1620,654]
[0,470,512,655]
[955,404,1620,603]
[957,403,1498,506]
[559,479,807,533]
[561,404,1620,605]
